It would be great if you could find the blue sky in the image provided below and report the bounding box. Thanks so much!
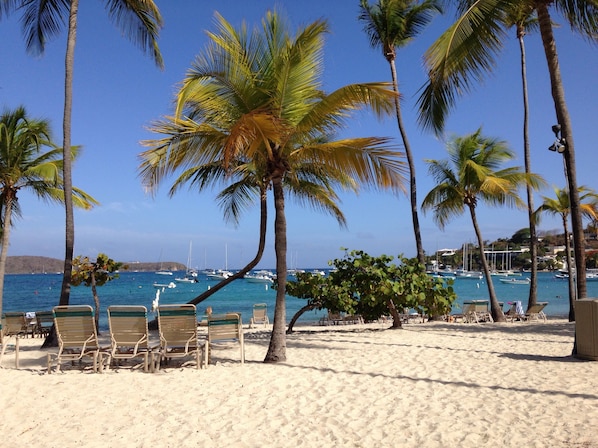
[1,1,596,270]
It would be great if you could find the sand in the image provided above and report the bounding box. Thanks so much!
[1,319,597,448]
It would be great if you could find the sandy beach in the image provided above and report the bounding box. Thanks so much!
[1,319,597,448]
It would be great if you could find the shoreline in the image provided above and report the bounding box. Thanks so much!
[2,319,597,447]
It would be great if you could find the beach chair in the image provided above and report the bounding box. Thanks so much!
[525,302,548,322]
[107,305,156,372]
[34,310,54,338]
[0,312,28,368]
[319,310,343,326]
[249,303,269,328]
[47,305,109,373]
[204,313,244,367]
[505,301,525,322]
[155,304,203,371]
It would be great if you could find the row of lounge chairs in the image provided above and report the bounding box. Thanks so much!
[1,304,247,372]
[452,300,548,324]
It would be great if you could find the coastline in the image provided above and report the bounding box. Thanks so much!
[1,319,597,447]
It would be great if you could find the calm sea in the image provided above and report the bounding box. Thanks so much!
[3,270,597,331]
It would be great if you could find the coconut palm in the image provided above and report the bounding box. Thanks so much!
[140,11,406,362]
[534,186,598,321]
[139,150,351,312]
[503,5,541,310]
[358,0,441,267]
[421,129,543,322]
[416,0,598,302]
[0,105,98,320]
[0,0,163,307]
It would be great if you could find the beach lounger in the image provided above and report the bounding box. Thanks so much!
[0,312,28,368]
[47,305,109,373]
[34,310,54,338]
[319,311,343,326]
[107,305,156,372]
[525,302,548,322]
[204,313,244,367]
[505,301,525,322]
[155,304,203,371]
[249,303,270,328]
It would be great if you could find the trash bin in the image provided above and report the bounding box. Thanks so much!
[575,298,598,361]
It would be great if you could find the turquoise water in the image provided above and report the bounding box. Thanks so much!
[3,271,597,330]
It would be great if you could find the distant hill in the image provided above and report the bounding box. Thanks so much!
[5,256,185,274]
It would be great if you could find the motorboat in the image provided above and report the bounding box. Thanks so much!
[206,269,233,280]
[499,277,530,285]
[244,270,275,284]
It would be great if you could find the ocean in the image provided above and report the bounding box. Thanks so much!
[3,270,597,331]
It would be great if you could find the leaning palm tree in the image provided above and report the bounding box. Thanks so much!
[0,105,98,320]
[0,0,163,307]
[417,0,598,302]
[534,186,598,321]
[421,129,543,322]
[141,11,406,362]
[359,0,442,266]
[139,150,351,312]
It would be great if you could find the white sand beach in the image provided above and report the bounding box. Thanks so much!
[1,319,597,448]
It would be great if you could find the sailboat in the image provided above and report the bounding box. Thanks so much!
[155,249,173,276]
[206,244,233,280]
[175,241,199,283]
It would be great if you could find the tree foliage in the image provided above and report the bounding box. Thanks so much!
[284,249,456,332]
[71,253,125,330]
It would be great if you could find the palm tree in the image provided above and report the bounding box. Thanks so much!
[534,186,598,321]
[139,150,351,312]
[416,0,598,302]
[359,0,442,267]
[0,105,98,320]
[503,5,540,310]
[0,0,163,307]
[421,129,543,322]
[140,11,406,362]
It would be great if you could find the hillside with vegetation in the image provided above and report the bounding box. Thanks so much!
[6,256,185,274]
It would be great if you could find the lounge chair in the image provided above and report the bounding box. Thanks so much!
[47,305,109,373]
[505,301,525,322]
[319,311,343,326]
[204,313,244,367]
[249,303,269,328]
[107,305,156,372]
[525,302,548,322]
[0,312,28,368]
[34,310,54,338]
[155,304,203,371]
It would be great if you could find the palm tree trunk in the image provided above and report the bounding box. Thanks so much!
[59,0,79,307]
[0,194,15,319]
[186,187,269,308]
[469,205,505,322]
[389,59,425,266]
[536,1,587,300]
[264,173,287,363]
[517,26,538,310]
[563,218,576,321]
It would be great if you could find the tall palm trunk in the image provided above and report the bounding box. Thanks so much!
[388,58,425,266]
[562,217,576,321]
[265,172,288,363]
[59,0,79,307]
[468,205,505,322]
[517,24,538,310]
[0,193,15,318]
[536,2,586,301]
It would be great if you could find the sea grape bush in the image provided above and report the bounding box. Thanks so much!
[284,249,456,332]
